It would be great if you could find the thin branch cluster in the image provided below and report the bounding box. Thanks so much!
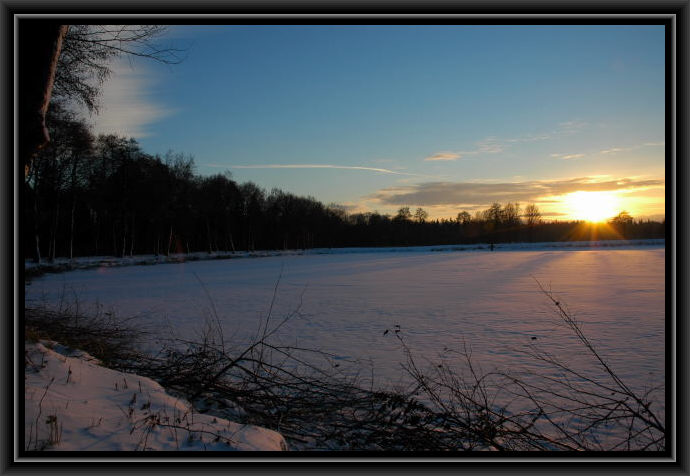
[25,278,665,451]
[54,25,184,112]
[394,281,665,451]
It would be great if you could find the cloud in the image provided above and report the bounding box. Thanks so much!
[475,138,504,154]
[505,133,551,143]
[557,120,588,134]
[368,177,665,207]
[600,141,665,155]
[217,164,424,177]
[550,153,585,160]
[425,120,588,164]
[424,137,505,163]
[600,147,628,155]
[89,59,176,138]
[424,152,462,162]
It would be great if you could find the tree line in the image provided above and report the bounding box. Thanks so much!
[24,103,665,262]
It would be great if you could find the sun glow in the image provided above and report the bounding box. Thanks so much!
[563,191,622,222]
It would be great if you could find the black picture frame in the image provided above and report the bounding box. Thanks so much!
[3,1,687,474]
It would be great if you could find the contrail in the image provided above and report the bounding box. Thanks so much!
[212,163,423,177]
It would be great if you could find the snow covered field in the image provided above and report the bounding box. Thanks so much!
[24,241,666,450]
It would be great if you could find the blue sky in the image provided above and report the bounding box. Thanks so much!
[91,24,666,220]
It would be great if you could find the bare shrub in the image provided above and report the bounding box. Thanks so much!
[24,276,664,451]
[394,279,665,451]
[25,304,148,368]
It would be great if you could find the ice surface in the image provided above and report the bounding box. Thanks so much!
[25,242,666,445]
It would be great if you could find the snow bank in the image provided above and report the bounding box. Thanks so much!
[24,239,664,272]
[24,342,287,452]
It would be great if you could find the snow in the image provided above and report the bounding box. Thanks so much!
[24,342,288,451]
[24,239,665,272]
[24,240,666,449]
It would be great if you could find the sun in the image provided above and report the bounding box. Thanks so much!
[563,191,622,222]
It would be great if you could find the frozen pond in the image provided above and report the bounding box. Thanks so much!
[26,245,666,392]
[26,244,666,420]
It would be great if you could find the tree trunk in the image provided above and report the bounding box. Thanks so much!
[30,184,42,263]
[34,234,42,264]
[93,212,99,256]
[67,155,80,260]
[49,196,59,262]
[167,226,173,256]
[206,220,213,254]
[69,198,75,260]
[129,217,135,257]
[121,223,127,258]
[33,198,42,264]
[19,23,69,173]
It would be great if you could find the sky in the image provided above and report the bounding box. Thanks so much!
[89,24,666,221]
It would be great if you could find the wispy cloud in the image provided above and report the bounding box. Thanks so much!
[557,120,588,134]
[368,176,664,207]
[504,133,551,144]
[550,153,585,160]
[214,164,424,177]
[600,147,628,155]
[424,120,588,163]
[90,59,176,138]
[423,138,504,162]
[508,120,587,143]
[457,137,505,156]
[474,137,504,154]
[600,141,664,155]
[424,152,462,162]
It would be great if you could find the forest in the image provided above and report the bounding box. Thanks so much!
[23,102,665,263]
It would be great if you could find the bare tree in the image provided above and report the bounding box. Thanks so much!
[608,210,634,238]
[502,202,521,226]
[456,211,471,225]
[19,23,184,172]
[54,25,185,113]
[524,203,542,227]
[523,203,542,242]
[609,210,633,226]
[413,207,428,223]
[394,207,412,222]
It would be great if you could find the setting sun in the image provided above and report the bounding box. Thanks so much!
[563,191,622,222]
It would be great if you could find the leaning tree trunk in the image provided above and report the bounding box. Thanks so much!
[18,23,69,173]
